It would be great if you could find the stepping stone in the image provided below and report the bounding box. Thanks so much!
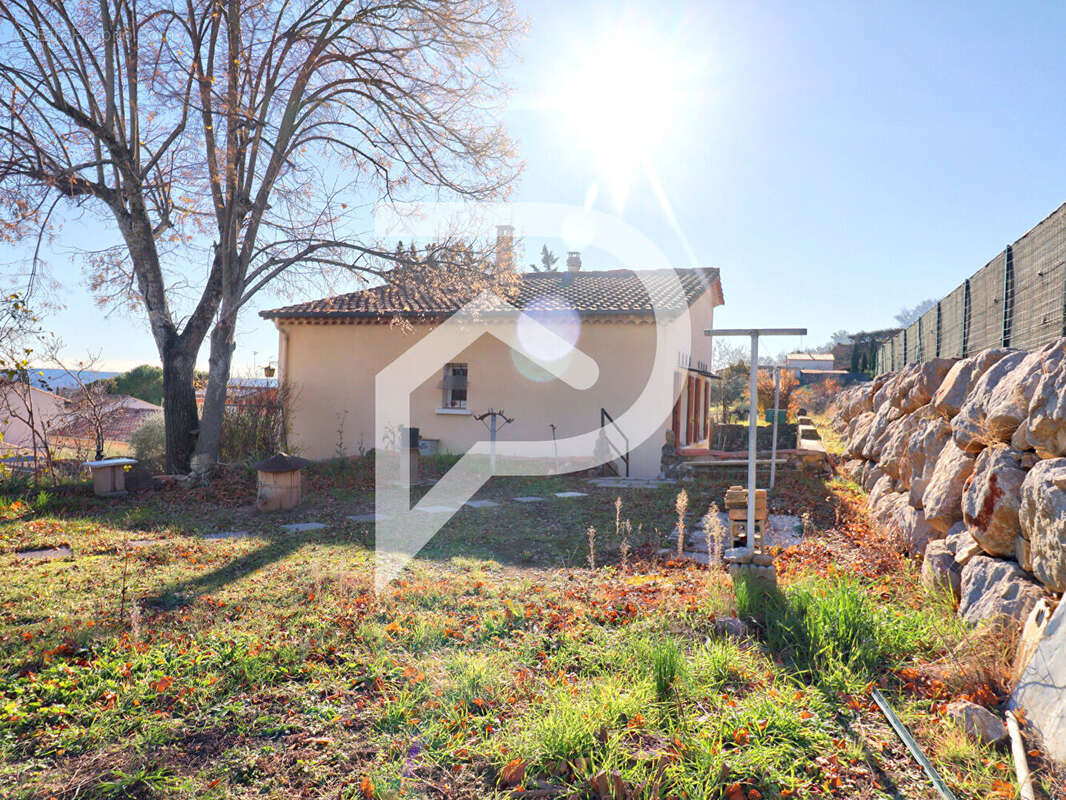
[554,491,588,498]
[512,496,544,503]
[464,500,500,508]
[415,505,457,514]
[130,539,166,547]
[280,522,327,532]
[204,531,250,540]
[347,513,390,522]
[14,546,73,561]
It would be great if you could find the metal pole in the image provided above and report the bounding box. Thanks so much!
[488,413,496,475]
[747,333,758,548]
[770,366,781,489]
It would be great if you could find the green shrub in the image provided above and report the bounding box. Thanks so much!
[129,412,165,465]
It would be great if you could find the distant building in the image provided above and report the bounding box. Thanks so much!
[52,394,162,446]
[784,352,848,386]
[0,384,68,453]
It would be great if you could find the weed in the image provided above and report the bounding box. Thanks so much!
[674,488,688,558]
[647,639,685,705]
[587,525,597,570]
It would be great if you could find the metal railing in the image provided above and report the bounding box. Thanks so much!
[600,408,630,477]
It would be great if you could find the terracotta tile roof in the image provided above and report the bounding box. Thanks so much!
[260,268,721,321]
[52,395,162,443]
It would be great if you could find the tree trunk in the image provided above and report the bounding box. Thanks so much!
[193,312,237,473]
[162,343,199,473]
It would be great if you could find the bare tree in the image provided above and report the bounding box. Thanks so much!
[0,0,521,474]
[894,299,937,329]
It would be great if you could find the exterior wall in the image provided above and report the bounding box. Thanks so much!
[277,290,718,478]
[0,385,68,452]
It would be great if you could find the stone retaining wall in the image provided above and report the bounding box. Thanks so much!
[832,340,1066,761]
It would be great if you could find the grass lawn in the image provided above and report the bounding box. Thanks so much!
[1,455,1061,799]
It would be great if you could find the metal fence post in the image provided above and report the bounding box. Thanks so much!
[1002,245,1014,348]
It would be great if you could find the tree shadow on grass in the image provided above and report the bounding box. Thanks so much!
[140,528,368,611]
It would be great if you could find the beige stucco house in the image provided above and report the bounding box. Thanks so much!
[262,254,724,478]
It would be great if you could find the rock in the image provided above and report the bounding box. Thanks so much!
[944,521,969,553]
[952,350,1028,452]
[954,532,984,567]
[932,348,1012,420]
[902,358,956,413]
[1018,458,1066,592]
[862,403,903,461]
[962,444,1028,557]
[842,459,865,483]
[921,540,962,602]
[723,546,753,564]
[1009,598,1066,765]
[714,616,749,640]
[862,464,886,494]
[1022,356,1066,457]
[945,700,1008,747]
[899,505,935,557]
[1013,598,1055,681]
[845,412,875,458]
[751,552,774,567]
[921,441,976,533]
[868,475,897,510]
[1016,537,1032,572]
[879,413,920,481]
[901,411,951,493]
[958,555,1044,627]
[987,339,1066,441]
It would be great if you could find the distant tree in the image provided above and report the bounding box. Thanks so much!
[100,366,164,406]
[0,0,521,474]
[530,245,559,272]
[894,299,937,328]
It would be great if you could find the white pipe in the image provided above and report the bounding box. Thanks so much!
[1005,711,1036,800]
[770,366,781,489]
[747,333,758,549]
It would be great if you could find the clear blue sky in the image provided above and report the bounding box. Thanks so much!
[13,0,1066,371]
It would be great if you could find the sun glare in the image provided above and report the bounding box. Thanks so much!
[553,29,691,203]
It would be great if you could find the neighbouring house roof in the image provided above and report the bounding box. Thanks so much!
[785,352,834,361]
[260,268,723,322]
[51,394,162,443]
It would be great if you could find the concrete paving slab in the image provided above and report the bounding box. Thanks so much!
[204,531,250,540]
[554,491,588,498]
[14,546,73,561]
[512,496,544,503]
[589,477,676,489]
[464,500,500,508]
[280,522,327,532]
[415,505,458,513]
[130,539,166,547]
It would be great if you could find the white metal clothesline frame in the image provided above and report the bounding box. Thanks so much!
[704,328,807,547]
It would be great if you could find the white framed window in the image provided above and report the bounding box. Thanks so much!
[442,363,468,409]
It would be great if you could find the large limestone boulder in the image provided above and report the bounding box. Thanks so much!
[901,411,951,496]
[1019,458,1066,593]
[879,413,920,481]
[921,441,976,533]
[1022,355,1066,457]
[984,341,1066,441]
[899,505,935,556]
[845,411,875,458]
[862,463,886,493]
[958,555,1044,627]
[932,348,1012,420]
[921,539,961,601]
[952,350,1028,452]
[841,459,865,484]
[868,476,899,512]
[862,403,903,461]
[901,358,956,414]
[1013,598,1055,681]
[961,444,1028,557]
[1009,599,1066,765]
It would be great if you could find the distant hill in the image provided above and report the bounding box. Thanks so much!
[27,369,119,391]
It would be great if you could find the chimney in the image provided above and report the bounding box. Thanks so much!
[494,224,515,273]
[566,251,582,272]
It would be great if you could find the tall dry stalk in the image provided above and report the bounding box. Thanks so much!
[614,496,623,542]
[701,502,727,570]
[675,489,689,559]
[587,526,597,570]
